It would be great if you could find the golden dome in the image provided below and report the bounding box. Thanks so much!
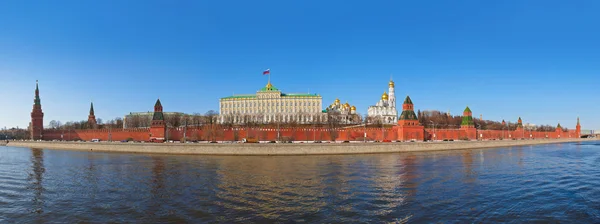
[344,102,350,108]
[382,91,388,100]
[351,105,356,111]
[389,80,395,88]
[335,98,340,105]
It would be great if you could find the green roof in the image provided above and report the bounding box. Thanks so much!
[461,115,474,126]
[399,110,417,120]
[34,81,41,106]
[281,93,319,97]
[464,106,472,113]
[152,111,164,121]
[259,83,279,92]
[403,96,413,104]
[221,95,257,99]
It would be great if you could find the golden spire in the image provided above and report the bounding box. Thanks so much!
[389,78,394,88]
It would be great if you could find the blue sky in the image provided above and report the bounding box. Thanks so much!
[1,0,598,129]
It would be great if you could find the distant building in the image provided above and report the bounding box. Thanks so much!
[219,81,324,124]
[524,123,536,130]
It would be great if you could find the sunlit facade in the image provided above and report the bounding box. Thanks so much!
[219,82,325,124]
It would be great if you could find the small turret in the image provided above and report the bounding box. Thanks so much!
[399,96,417,121]
[152,99,164,121]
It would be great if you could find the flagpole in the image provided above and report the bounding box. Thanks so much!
[268,69,271,84]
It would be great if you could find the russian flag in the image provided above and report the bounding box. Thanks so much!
[263,69,270,75]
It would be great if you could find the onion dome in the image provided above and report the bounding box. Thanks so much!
[389,80,395,88]
[343,102,350,108]
[335,98,340,105]
[351,105,356,111]
[381,91,389,101]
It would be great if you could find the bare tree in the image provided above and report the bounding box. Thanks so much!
[190,113,203,128]
[203,110,219,142]
[165,113,183,128]
[114,117,124,129]
[49,120,59,129]
[327,111,341,141]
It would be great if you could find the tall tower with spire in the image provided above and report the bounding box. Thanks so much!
[88,102,97,129]
[150,99,166,142]
[30,80,44,140]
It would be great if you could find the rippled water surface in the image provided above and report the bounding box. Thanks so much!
[1,142,600,223]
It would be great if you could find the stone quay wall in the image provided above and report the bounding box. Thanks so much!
[6,138,593,156]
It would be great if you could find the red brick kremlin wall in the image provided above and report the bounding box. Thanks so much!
[40,127,579,142]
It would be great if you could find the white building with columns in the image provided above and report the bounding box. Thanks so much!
[367,79,398,124]
[219,82,325,124]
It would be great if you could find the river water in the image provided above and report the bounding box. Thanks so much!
[1,142,599,223]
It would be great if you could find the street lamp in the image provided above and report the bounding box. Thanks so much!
[476,124,482,141]
[429,121,436,141]
[364,115,368,143]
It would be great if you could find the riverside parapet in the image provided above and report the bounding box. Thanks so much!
[6,139,595,156]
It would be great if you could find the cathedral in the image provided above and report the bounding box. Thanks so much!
[325,98,358,124]
[367,79,398,125]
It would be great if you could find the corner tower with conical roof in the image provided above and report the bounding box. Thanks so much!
[150,99,166,142]
[30,80,44,140]
[394,96,424,141]
[88,102,97,129]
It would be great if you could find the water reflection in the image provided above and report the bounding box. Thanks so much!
[29,148,45,215]
[461,151,475,183]
[1,141,599,223]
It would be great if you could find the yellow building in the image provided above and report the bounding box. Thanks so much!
[219,82,324,124]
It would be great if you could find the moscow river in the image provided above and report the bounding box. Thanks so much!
[1,142,599,223]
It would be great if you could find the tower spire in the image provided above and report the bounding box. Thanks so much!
[34,80,41,105]
[89,102,95,115]
[88,101,97,128]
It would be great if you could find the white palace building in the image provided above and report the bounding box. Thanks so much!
[219,82,325,124]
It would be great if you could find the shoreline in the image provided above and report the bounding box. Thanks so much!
[4,138,596,156]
